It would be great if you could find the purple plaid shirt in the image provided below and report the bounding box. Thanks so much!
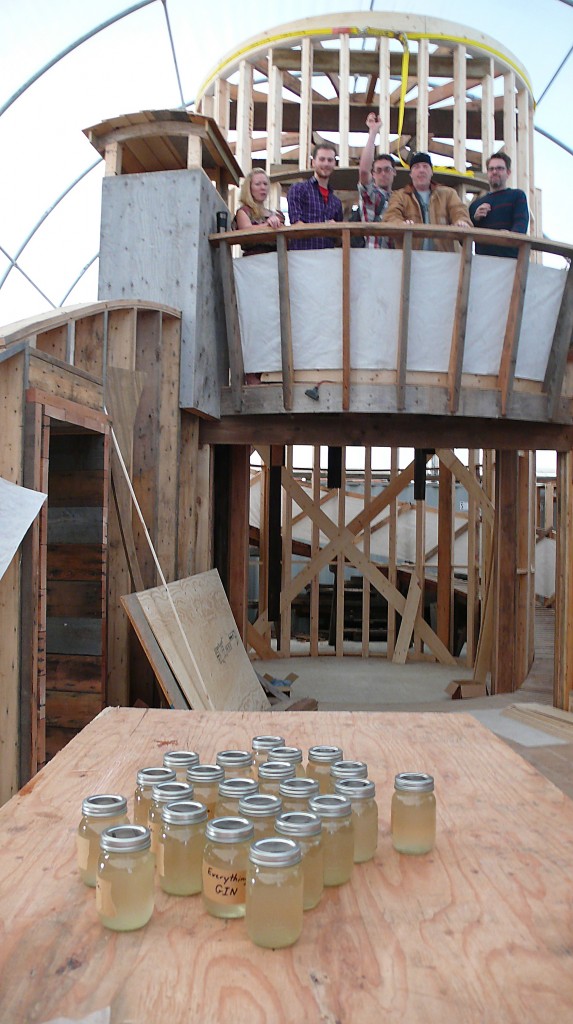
[287,175,343,250]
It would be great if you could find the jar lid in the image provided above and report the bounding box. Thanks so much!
[267,745,303,765]
[394,772,434,793]
[252,734,285,753]
[162,800,208,825]
[334,778,375,800]
[275,811,322,837]
[238,794,282,818]
[308,745,343,764]
[218,777,259,799]
[100,824,151,853]
[249,837,301,868]
[309,794,352,818]
[136,767,176,789]
[163,750,199,770]
[258,761,296,781]
[81,794,128,817]
[186,764,224,784]
[330,760,368,780]
[216,750,253,768]
[205,816,254,843]
[279,777,319,800]
[151,781,194,805]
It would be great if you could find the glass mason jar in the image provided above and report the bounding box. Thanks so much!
[330,760,368,786]
[334,778,378,863]
[238,794,283,840]
[391,773,436,855]
[251,735,286,768]
[77,794,129,887]
[275,811,323,911]
[202,817,254,918]
[246,838,303,949]
[216,750,254,779]
[148,781,194,852]
[157,800,208,895]
[96,824,154,931]
[279,777,320,813]
[186,765,225,819]
[134,767,176,825]
[162,750,200,782]
[214,777,259,818]
[308,794,354,886]
[306,746,344,794]
[257,761,296,798]
[267,746,306,778]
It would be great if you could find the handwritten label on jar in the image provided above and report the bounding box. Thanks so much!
[202,863,246,904]
[96,877,116,918]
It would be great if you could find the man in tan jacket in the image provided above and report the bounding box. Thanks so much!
[382,152,470,251]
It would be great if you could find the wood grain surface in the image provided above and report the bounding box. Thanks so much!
[0,707,572,1024]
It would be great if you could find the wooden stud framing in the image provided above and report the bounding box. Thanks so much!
[219,242,244,411]
[448,236,473,413]
[453,44,467,171]
[416,39,429,154]
[437,461,454,651]
[503,71,517,170]
[276,234,294,411]
[516,87,530,197]
[342,230,351,412]
[299,38,313,170]
[361,447,372,658]
[481,59,495,168]
[396,233,412,411]
[555,450,573,710]
[228,445,251,641]
[236,60,253,174]
[338,34,350,168]
[498,243,531,415]
[491,449,518,693]
[544,262,573,420]
[214,78,230,139]
[378,38,391,152]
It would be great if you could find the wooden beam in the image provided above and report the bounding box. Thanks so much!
[338,34,350,168]
[555,451,573,710]
[498,243,531,415]
[396,232,412,411]
[219,243,244,411]
[544,262,573,420]
[276,234,294,411]
[393,574,421,664]
[448,236,473,413]
[299,38,313,170]
[437,461,453,650]
[491,450,518,693]
[227,445,251,642]
[342,230,351,412]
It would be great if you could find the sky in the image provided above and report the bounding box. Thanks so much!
[0,0,571,472]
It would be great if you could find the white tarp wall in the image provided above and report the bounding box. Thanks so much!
[234,250,567,378]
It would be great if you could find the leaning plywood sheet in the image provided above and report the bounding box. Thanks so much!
[130,570,270,712]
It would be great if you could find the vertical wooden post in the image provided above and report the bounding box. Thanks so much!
[555,451,573,710]
[503,71,517,172]
[417,40,429,153]
[466,448,480,666]
[268,445,284,633]
[516,87,531,197]
[299,38,313,170]
[310,445,321,657]
[481,59,495,169]
[453,44,467,172]
[387,447,398,658]
[437,461,453,651]
[227,445,251,642]
[491,449,518,693]
[338,34,350,168]
[342,230,351,411]
[236,60,253,173]
[378,38,391,152]
[280,448,293,655]
[335,448,347,657]
[362,447,372,658]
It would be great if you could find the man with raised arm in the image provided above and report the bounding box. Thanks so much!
[469,152,529,259]
[357,111,397,248]
[287,142,343,250]
[382,152,471,251]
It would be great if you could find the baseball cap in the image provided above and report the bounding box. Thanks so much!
[409,152,432,168]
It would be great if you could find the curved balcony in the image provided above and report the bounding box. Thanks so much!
[209,223,573,446]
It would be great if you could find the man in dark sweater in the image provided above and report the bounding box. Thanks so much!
[469,152,529,258]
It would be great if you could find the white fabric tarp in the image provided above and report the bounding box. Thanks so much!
[233,249,567,380]
[0,477,47,582]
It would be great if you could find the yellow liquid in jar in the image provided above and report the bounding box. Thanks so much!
[251,817,279,840]
[158,824,204,895]
[246,863,303,948]
[391,790,436,854]
[77,812,128,887]
[257,779,282,799]
[298,836,323,910]
[352,799,378,863]
[133,789,153,826]
[306,763,332,794]
[202,842,249,918]
[321,818,354,886]
[96,849,155,930]
[192,783,219,820]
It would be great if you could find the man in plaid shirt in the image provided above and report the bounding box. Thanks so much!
[358,112,396,249]
[287,142,343,250]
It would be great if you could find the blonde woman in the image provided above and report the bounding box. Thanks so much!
[233,169,284,256]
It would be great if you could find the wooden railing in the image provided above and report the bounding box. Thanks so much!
[210,223,573,425]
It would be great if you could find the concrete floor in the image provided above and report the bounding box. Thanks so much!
[257,620,573,799]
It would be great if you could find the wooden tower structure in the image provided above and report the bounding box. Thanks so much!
[1,14,573,802]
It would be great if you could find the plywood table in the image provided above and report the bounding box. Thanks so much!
[1,708,572,1023]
